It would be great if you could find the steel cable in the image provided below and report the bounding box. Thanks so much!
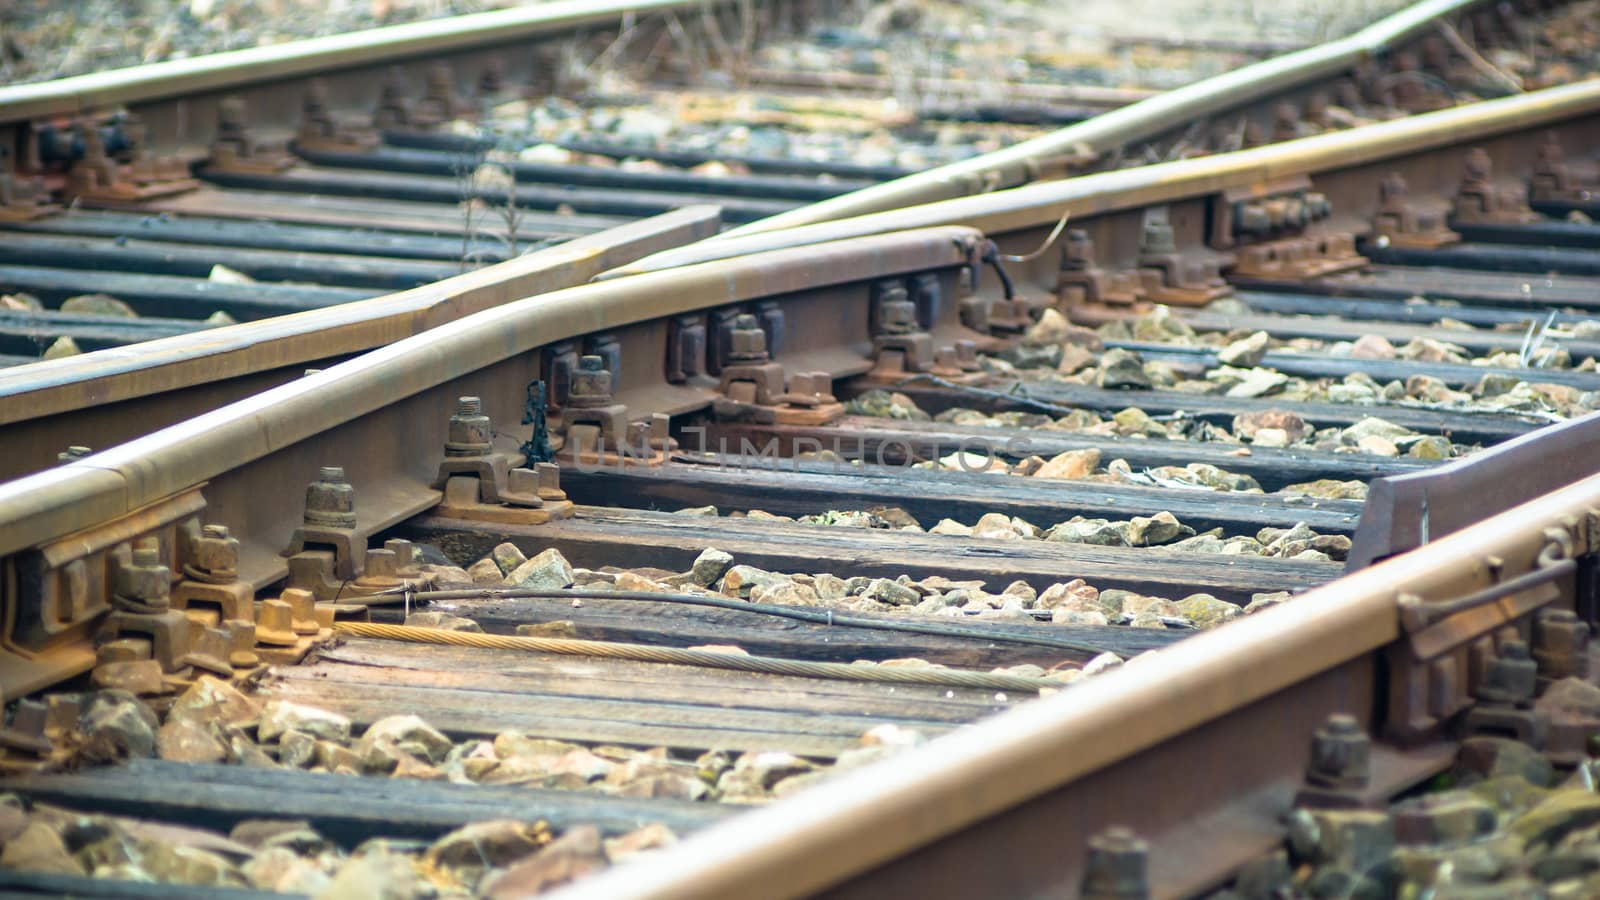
[334,621,1069,693]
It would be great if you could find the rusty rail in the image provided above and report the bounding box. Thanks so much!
[552,450,1600,899]
[0,225,980,695]
[621,78,1600,278]
[718,0,1539,238]
[0,206,721,480]
[0,0,749,126]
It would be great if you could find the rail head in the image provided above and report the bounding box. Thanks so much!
[0,0,737,125]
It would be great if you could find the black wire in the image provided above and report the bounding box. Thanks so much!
[979,241,1016,301]
[390,586,1106,655]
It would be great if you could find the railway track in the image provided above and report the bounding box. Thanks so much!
[0,0,1592,374]
[0,0,1185,368]
[1,0,1600,898]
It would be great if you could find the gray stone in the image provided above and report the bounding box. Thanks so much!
[1177,593,1240,629]
[1043,518,1128,546]
[1218,331,1270,367]
[721,565,785,599]
[41,337,80,359]
[278,730,317,769]
[717,751,817,801]
[504,548,575,590]
[242,846,330,894]
[258,700,350,744]
[1537,677,1600,719]
[404,611,483,632]
[862,578,919,606]
[482,825,606,897]
[358,715,453,764]
[1233,409,1309,443]
[0,822,84,875]
[689,548,734,587]
[419,565,474,589]
[749,581,820,606]
[168,675,260,728]
[812,573,849,600]
[1126,511,1191,546]
[1511,789,1600,848]
[1392,790,1497,845]
[603,823,677,863]
[1457,737,1555,788]
[467,558,504,586]
[491,542,526,575]
[1226,368,1290,398]
[157,717,227,764]
[1408,436,1453,460]
[61,293,136,317]
[79,691,159,763]
[1053,609,1109,626]
[999,342,1062,369]
[1308,808,1395,871]
[1098,348,1152,389]
[1283,479,1368,501]
[1022,308,1072,346]
[426,819,547,874]
[228,735,277,768]
[137,840,245,887]
[1341,416,1415,446]
[673,505,719,517]
[321,846,432,899]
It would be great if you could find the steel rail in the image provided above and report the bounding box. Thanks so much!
[0,206,720,479]
[11,76,1597,477]
[613,78,1600,277]
[0,0,752,125]
[0,223,981,568]
[551,463,1600,900]
[716,0,1521,238]
[0,224,978,697]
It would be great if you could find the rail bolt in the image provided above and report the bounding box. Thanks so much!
[1081,826,1150,900]
[283,587,322,636]
[114,545,171,609]
[1461,148,1493,186]
[182,626,234,677]
[728,314,770,361]
[877,294,919,336]
[1533,609,1589,680]
[186,524,240,583]
[1305,713,1371,791]
[446,396,494,455]
[256,599,299,646]
[304,466,356,530]
[217,96,248,133]
[1232,202,1272,236]
[568,356,615,409]
[1138,221,1177,256]
[224,619,260,668]
[1477,639,1538,705]
[0,700,54,755]
[1061,229,1095,269]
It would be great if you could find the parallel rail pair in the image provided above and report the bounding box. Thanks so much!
[1,1,1600,898]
